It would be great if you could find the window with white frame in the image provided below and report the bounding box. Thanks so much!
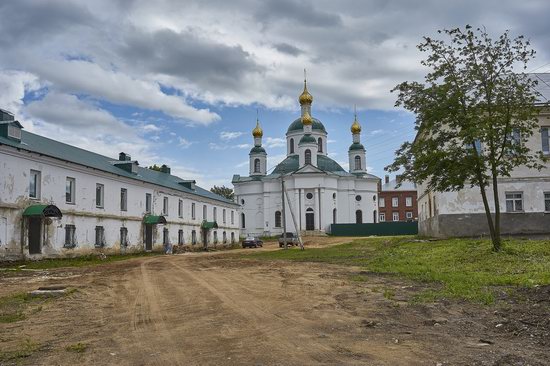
[505,192,523,212]
[392,197,398,207]
[145,193,152,213]
[213,207,217,221]
[66,177,75,204]
[379,197,385,207]
[64,225,76,248]
[203,205,207,220]
[541,127,549,154]
[392,212,399,221]
[191,230,197,244]
[29,170,41,199]
[379,212,385,222]
[96,183,104,208]
[192,203,196,219]
[405,196,412,207]
[406,211,413,219]
[231,210,234,224]
[95,226,105,247]
[223,209,226,223]
[120,188,128,211]
[178,199,183,218]
[163,196,169,215]
[544,192,550,212]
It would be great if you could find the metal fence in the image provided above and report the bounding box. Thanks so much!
[330,221,418,236]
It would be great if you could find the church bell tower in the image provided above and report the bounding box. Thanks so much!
[249,118,267,176]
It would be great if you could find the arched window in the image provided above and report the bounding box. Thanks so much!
[356,210,363,224]
[275,211,282,227]
[223,231,227,244]
[354,155,361,170]
[254,158,261,173]
[305,149,311,165]
[318,137,323,152]
[231,232,235,243]
[290,138,294,154]
[373,210,377,223]
[333,208,337,224]
[241,213,246,229]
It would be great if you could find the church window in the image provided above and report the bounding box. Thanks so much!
[356,210,363,224]
[254,158,261,173]
[241,213,246,229]
[275,211,281,227]
[318,137,323,152]
[332,193,336,199]
[305,149,311,165]
[354,155,361,170]
[333,208,337,224]
[355,195,361,202]
[306,192,313,200]
[290,138,295,154]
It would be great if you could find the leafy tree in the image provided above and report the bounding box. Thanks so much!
[148,164,162,171]
[386,26,547,252]
[210,185,234,200]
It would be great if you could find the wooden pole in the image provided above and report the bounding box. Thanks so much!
[283,183,304,250]
[281,178,288,249]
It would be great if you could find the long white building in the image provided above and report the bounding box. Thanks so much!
[0,109,239,259]
[232,79,380,237]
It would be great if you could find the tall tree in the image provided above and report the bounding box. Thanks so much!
[386,26,547,252]
[210,185,234,200]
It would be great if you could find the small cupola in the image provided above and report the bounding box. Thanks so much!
[0,109,23,142]
[178,180,196,190]
[160,164,171,174]
[113,151,139,174]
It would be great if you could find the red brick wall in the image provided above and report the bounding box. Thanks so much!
[377,190,418,222]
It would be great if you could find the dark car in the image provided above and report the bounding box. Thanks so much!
[242,236,263,248]
[278,232,299,247]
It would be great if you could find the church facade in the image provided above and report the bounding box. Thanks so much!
[232,80,380,237]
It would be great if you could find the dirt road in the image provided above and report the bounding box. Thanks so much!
[1,241,548,365]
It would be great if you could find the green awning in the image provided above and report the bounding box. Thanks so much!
[143,215,167,225]
[201,221,218,229]
[22,204,62,218]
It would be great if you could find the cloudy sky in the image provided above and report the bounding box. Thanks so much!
[1,0,549,188]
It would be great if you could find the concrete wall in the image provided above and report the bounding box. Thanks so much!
[0,146,240,259]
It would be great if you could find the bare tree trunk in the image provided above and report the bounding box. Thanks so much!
[474,167,497,245]
[491,171,502,252]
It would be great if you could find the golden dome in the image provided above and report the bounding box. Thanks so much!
[351,115,361,134]
[252,120,263,138]
[299,80,313,105]
[301,110,313,126]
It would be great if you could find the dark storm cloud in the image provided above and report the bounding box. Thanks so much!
[120,28,264,89]
[273,43,304,56]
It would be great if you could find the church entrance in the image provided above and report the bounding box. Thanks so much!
[305,208,315,231]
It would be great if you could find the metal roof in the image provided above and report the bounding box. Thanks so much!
[0,130,238,206]
[380,179,417,192]
[287,117,327,133]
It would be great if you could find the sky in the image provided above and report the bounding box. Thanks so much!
[1,0,550,189]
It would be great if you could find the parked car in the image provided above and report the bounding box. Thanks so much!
[242,237,263,248]
[278,232,299,247]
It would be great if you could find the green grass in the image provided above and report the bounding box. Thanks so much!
[0,251,161,270]
[0,339,39,362]
[248,236,550,303]
[65,342,88,353]
[0,293,35,323]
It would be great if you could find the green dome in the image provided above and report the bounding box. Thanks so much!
[299,134,316,145]
[349,142,365,151]
[287,117,326,134]
[271,154,345,175]
[249,146,266,154]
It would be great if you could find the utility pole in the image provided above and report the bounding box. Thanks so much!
[283,183,304,250]
[281,178,288,249]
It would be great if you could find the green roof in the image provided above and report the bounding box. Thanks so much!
[23,204,62,218]
[143,215,167,224]
[249,146,266,154]
[349,142,365,151]
[201,221,218,229]
[271,154,346,175]
[0,131,238,206]
[299,134,316,144]
[287,117,326,133]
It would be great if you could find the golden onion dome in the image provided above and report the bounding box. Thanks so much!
[351,116,361,134]
[252,120,263,138]
[301,110,313,126]
[299,80,313,105]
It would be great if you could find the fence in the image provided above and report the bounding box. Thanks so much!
[330,221,418,236]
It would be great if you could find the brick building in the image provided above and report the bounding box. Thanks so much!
[378,175,418,222]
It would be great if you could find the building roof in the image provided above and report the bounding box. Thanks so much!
[287,117,326,134]
[531,73,550,105]
[0,130,238,206]
[271,154,345,175]
[348,142,365,151]
[249,146,266,154]
[298,134,317,144]
[380,178,417,192]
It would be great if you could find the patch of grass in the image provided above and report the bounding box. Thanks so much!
[0,338,39,362]
[247,236,550,304]
[1,251,161,270]
[383,288,395,300]
[0,293,34,323]
[65,342,88,353]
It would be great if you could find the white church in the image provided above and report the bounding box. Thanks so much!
[232,79,380,236]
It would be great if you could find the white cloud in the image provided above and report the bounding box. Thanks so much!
[178,137,193,148]
[236,143,252,149]
[264,137,286,148]
[369,129,384,136]
[0,70,41,116]
[220,131,244,140]
[141,124,162,132]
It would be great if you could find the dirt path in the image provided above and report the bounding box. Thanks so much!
[1,241,548,365]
